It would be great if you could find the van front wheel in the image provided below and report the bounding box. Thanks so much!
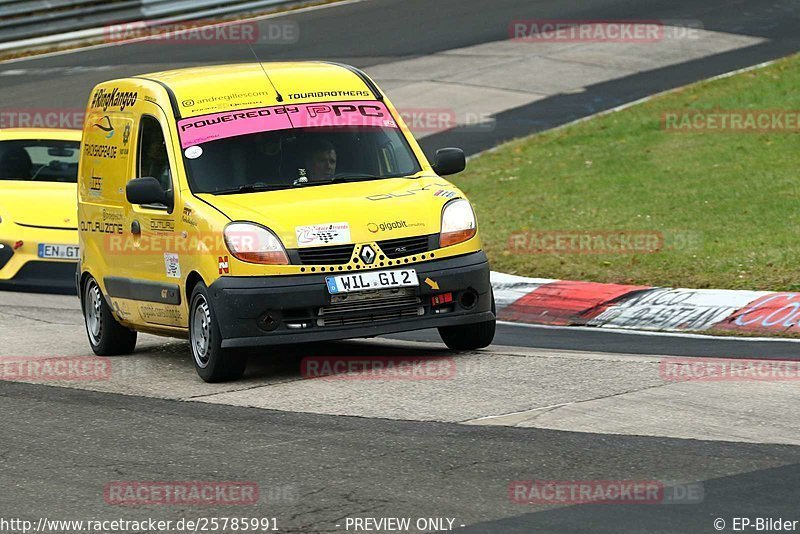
[82,276,137,355]
[189,283,247,382]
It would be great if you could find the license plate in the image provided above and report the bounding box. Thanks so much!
[326,269,418,294]
[38,244,79,260]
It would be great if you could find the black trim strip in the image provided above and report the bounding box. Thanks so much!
[131,76,182,119]
[193,194,232,221]
[322,62,384,100]
[15,223,77,231]
[0,243,13,270]
[104,276,181,305]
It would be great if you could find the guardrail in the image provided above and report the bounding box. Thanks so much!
[0,0,301,50]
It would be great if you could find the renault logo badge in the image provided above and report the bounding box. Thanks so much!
[360,245,376,265]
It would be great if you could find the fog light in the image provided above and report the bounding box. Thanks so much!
[286,321,311,329]
[259,313,279,331]
[459,290,478,309]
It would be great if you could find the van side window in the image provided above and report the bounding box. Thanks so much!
[137,116,172,193]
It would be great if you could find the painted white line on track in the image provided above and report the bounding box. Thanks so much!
[468,58,782,161]
[547,59,785,132]
[0,0,366,65]
[498,320,800,343]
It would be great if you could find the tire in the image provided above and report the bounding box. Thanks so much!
[189,282,247,382]
[438,290,496,350]
[82,276,137,356]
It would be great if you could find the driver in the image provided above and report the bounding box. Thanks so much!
[144,128,170,190]
[303,139,337,182]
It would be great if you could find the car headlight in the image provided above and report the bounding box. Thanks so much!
[224,222,289,265]
[439,199,477,247]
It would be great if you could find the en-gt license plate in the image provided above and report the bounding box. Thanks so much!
[326,269,418,294]
[38,244,79,260]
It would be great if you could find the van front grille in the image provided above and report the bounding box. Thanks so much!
[377,235,433,259]
[317,295,424,327]
[296,244,355,265]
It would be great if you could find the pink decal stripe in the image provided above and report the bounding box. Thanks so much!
[178,100,397,149]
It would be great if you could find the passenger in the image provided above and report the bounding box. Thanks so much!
[251,132,282,181]
[302,139,337,182]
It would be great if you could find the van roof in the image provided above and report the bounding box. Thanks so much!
[0,128,82,141]
[136,62,382,118]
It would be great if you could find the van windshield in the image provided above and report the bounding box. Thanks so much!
[177,101,422,194]
[0,140,80,183]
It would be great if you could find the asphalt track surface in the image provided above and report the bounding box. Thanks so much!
[2,0,800,532]
[1,0,799,156]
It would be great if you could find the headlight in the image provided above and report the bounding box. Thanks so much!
[224,222,289,265]
[439,199,476,247]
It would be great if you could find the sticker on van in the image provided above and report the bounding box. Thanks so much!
[295,223,351,248]
[164,252,181,278]
[184,146,203,159]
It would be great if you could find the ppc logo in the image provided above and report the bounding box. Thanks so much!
[307,105,332,118]
[93,116,115,138]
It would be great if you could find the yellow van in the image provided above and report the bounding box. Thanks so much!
[0,128,82,293]
[77,62,495,382]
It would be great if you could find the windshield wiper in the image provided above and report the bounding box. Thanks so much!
[331,174,383,182]
[292,174,386,187]
[212,183,286,195]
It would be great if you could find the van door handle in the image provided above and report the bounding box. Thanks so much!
[131,220,141,235]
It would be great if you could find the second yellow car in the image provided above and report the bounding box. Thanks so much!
[0,128,82,293]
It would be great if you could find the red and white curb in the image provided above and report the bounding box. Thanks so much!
[491,272,800,337]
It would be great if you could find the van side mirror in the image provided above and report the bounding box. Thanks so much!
[432,148,466,176]
[126,177,168,206]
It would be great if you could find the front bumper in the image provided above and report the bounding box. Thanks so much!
[208,251,493,348]
[0,242,77,294]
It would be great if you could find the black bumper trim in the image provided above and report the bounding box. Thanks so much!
[0,260,78,295]
[208,251,492,348]
[222,311,494,348]
[0,244,13,270]
[104,277,182,305]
